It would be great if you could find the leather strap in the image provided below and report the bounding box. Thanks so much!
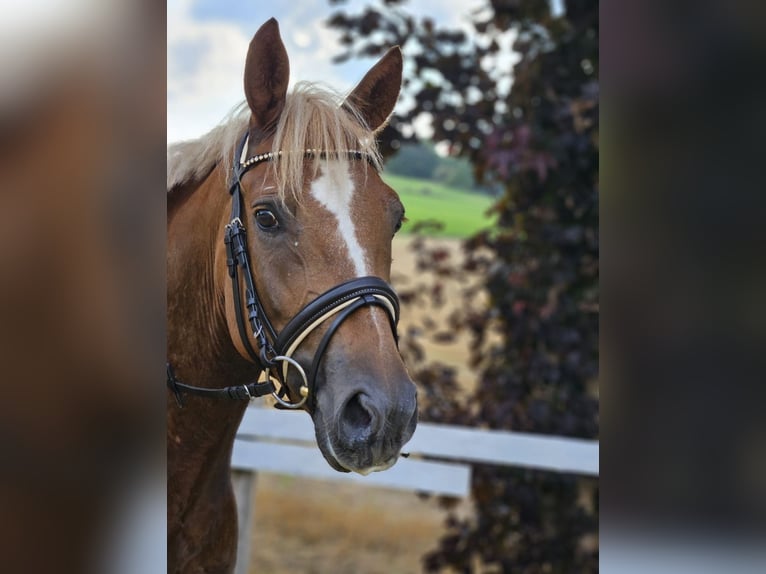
[166,363,275,408]
[305,293,397,411]
[274,276,399,355]
[226,133,280,367]
[224,218,263,365]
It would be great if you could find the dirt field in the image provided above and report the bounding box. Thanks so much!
[246,236,474,574]
[248,475,448,574]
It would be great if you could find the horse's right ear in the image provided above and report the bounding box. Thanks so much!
[244,18,290,132]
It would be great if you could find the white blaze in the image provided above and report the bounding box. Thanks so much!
[310,163,388,359]
[310,163,369,276]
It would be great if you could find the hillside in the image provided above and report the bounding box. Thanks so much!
[383,174,496,238]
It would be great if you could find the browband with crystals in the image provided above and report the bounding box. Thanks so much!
[238,134,372,170]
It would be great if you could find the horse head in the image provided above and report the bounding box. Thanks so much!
[221,19,417,474]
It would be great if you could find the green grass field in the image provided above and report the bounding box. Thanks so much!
[383,174,497,238]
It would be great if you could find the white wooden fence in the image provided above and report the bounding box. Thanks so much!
[231,406,599,574]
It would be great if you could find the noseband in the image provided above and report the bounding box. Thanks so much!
[167,133,400,410]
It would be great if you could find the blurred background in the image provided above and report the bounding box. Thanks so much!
[0,1,165,573]
[1,0,764,572]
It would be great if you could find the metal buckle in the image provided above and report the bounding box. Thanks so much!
[269,355,309,409]
[226,217,244,232]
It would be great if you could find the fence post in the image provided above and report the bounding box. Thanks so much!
[232,469,257,574]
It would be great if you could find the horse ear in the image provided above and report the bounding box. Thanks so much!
[244,18,290,132]
[344,46,402,132]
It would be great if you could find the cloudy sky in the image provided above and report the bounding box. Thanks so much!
[167,0,486,144]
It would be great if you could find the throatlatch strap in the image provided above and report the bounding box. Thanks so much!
[166,363,275,408]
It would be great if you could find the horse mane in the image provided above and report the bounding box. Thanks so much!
[166,102,249,193]
[167,82,383,199]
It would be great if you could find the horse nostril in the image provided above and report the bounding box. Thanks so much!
[341,392,374,437]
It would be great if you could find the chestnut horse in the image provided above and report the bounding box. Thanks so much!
[167,19,417,573]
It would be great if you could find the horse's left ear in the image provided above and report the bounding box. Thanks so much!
[344,46,402,133]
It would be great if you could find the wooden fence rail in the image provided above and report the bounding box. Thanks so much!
[231,406,599,574]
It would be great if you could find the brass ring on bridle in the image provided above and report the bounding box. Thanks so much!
[268,355,309,409]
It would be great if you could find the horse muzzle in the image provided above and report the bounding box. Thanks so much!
[312,376,418,475]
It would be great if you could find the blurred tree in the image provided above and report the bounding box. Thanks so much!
[385,141,441,179]
[431,158,473,190]
[386,141,492,193]
[329,0,598,572]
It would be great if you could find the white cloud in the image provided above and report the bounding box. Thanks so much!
[167,1,251,143]
[166,0,508,144]
[167,1,362,144]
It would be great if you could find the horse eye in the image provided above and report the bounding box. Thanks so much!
[254,209,279,231]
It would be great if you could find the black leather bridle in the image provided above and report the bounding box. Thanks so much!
[168,132,400,410]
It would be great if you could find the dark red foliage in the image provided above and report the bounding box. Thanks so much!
[329,1,598,571]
